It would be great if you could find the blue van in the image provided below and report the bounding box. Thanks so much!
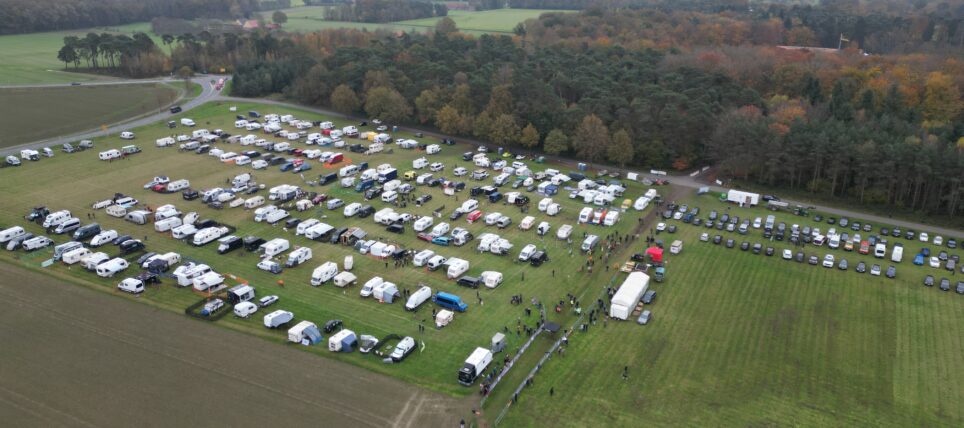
[433,292,468,312]
[280,161,295,172]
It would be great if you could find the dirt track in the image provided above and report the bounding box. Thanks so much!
[0,264,465,427]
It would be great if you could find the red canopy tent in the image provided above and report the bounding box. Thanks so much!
[645,246,664,263]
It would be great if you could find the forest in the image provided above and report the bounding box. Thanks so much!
[323,0,447,23]
[51,1,964,216]
[0,0,284,35]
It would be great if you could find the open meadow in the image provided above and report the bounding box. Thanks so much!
[0,100,644,399]
[0,83,178,146]
[0,23,153,85]
[281,8,569,34]
[497,194,964,427]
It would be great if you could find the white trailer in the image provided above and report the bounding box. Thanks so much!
[609,272,650,320]
[726,190,760,207]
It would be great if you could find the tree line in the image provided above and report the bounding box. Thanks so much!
[0,0,292,35]
[323,0,447,23]
[56,32,168,77]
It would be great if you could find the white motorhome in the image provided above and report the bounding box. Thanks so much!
[459,199,479,214]
[43,210,72,228]
[154,217,182,232]
[253,205,278,222]
[285,247,313,267]
[98,149,122,161]
[310,262,339,286]
[413,157,429,169]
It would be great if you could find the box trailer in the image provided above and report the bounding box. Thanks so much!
[609,272,650,320]
[458,347,493,386]
[726,190,760,207]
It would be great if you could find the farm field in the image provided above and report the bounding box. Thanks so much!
[0,83,178,147]
[0,23,153,85]
[497,194,964,426]
[281,8,569,34]
[0,100,645,400]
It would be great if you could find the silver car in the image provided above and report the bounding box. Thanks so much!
[637,310,652,325]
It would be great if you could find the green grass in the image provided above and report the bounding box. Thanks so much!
[0,23,158,85]
[0,83,177,146]
[0,100,647,399]
[280,8,570,35]
[497,194,964,426]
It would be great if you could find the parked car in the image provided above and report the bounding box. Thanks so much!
[636,310,652,325]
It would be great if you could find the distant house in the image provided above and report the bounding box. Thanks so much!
[444,1,472,11]
[239,19,280,31]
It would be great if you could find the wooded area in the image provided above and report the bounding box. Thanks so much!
[50,0,964,216]
[0,0,269,35]
[323,0,447,23]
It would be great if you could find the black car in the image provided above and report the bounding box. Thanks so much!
[692,218,703,226]
[705,220,714,229]
[838,259,848,270]
[170,106,182,114]
[939,278,951,291]
[740,241,750,251]
[386,223,404,234]
[827,217,836,225]
[762,194,780,202]
[243,236,266,251]
[838,218,849,227]
[708,211,718,221]
[358,205,375,218]
[457,276,481,289]
[725,239,735,248]
[765,247,775,256]
[905,230,915,240]
[119,239,144,254]
[323,319,343,333]
[182,189,199,200]
[863,224,872,232]
[938,251,949,261]
[112,234,133,246]
[795,252,805,263]
[713,235,722,245]
[530,251,548,266]
[641,290,656,304]
[415,194,433,205]
[891,228,901,238]
[720,213,730,223]
[948,238,957,249]
[136,252,158,266]
[924,275,935,287]
[885,266,897,279]
[856,261,866,273]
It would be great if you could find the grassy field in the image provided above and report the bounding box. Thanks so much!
[281,8,568,35]
[0,83,178,146]
[0,100,646,399]
[497,194,964,426]
[1,100,961,426]
[0,23,153,85]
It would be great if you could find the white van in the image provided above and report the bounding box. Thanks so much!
[54,218,81,234]
[518,244,537,261]
[310,262,339,286]
[22,236,53,251]
[413,157,428,169]
[296,219,320,236]
[891,245,903,263]
[180,118,196,127]
[874,243,886,258]
[90,229,118,247]
[360,276,384,297]
[405,286,432,311]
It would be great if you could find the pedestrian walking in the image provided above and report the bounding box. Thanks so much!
[622,366,629,380]
[550,387,554,397]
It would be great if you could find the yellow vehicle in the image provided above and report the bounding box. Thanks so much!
[404,170,417,181]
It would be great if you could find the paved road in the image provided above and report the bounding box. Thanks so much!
[0,264,465,427]
[211,95,964,237]
[0,75,228,157]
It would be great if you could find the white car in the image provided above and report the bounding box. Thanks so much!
[782,249,792,260]
[933,235,943,246]
[453,167,468,177]
[822,254,835,268]
[429,162,444,172]
[259,295,279,307]
[672,211,683,220]
[656,222,666,232]
[919,232,929,242]
[120,131,135,140]
[929,257,940,268]
[699,233,709,242]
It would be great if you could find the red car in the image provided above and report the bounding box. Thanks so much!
[467,210,483,223]
[292,148,304,157]
[858,241,870,255]
[311,194,328,204]
[416,232,433,242]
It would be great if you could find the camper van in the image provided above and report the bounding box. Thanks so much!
[95,258,130,277]
[311,262,339,286]
[22,236,53,252]
[518,244,538,261]
[259,238,290,258]
[117,278,145,294]
[405,286,432,310]
[578,207,593,223]
[43,210,72,228]
[98,149,122,161]
[582,235,600,252]
[286,247,313,267]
